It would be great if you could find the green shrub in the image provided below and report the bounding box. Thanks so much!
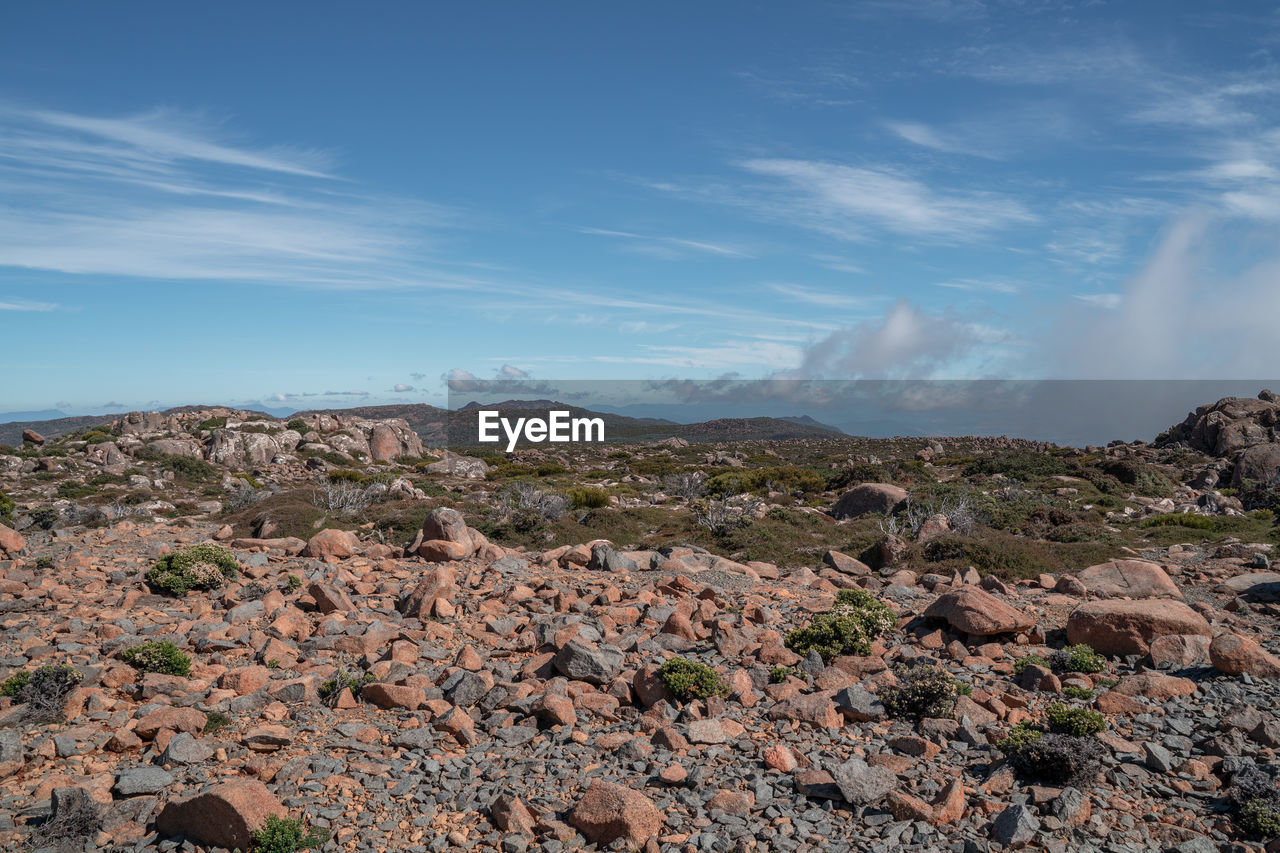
[1140,512,1218,530]
[251,814,329,853]
[1239,799,1280,838]
[567,486,610,510]
[964,452,1068,480]
[29,506,59,530]
[1061,686,1094,700]
[121,640,192,676]
[996,720,1043,754]
[769,666,794,684]
[0,490,14,523]
[1045,702,1106,736]
[1051,644,1106,674]
[197,417,228,431]
[204,711,232,734]
[880,662,966,720]
[1100,459,1174,497]
[658,657,729,703]
[319,670,374,707]
[1013,653,1049,675]
[146,544,239,596]
[0,663,83,721]
[1005,732,1104,786]
[785,588,897,662]
[706,465,826,498]
[287,419,309,433]
[157,453,217,482]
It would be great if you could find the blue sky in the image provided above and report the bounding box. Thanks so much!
[3,1,1280,414]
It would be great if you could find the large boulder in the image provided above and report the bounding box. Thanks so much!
[1219,571,1280,601]
[831,483,908,519]
[923,587,1033,636]
[1233,442,1280,487]
[0,524,25,557]
[1210,632,1280,678]
[302,528,359,559]
[155,780,287,850]
[830,757,897,806]
[1066,600,1212,656]
[553,641,624,685]
[1076,560,1181,599]
[569,781,664,846]
[399,566,459,619]
[423,450,489,479]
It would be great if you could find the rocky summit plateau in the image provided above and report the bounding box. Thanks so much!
[0,393,1279,853]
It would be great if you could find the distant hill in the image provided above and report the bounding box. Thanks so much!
[1,400,846,450]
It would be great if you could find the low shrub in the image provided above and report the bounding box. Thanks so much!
[121,640,192,676]
[996,720,1043,754]
[1004,731,1104,786]
[880,662,967,720]
[769,666,794,684]
[567,486,610,510]
[204,711,232,734]
[658,657,728,703]
[0,663,83,721]
[251,814,329,853]
[145,544,239,596]
[1013,653,1049,675]
[1046,702,1106,736]
[320,669,374,707]
[286,419,309,433]
[785,588,896,661]
[0,490,13,523]
[1051,644,1106,674]
[1061,686,1094,700]
[1231,765,1280,839]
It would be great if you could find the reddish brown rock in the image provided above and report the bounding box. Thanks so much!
[568,781,664,846]
[155,780,287,850]
[399,566,459,619]
[831,483,908,519]
[134,707,207,740]
[1066,600,1212,656]
[1077,560,1181,599]
[491,793,536,835]
[923,587,1033,636]
[1147,634,1210,668]
[1210,632,1280,678]
[308,581,356,613]
[361,683,426,710]
[767,693,842,729]
[0,524,25,557]
[1113,672,1197,701]
[302,528,359,559]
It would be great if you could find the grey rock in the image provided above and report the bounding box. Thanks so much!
[552,640,623,685]
[829,757,897,806]
[587,544,638,573]
[158,732,214,765]
[0,730,22,776]
[834,684,886,722]
[991,803,1039,847]
[113,766,174,797]
[1143,742,1175,773]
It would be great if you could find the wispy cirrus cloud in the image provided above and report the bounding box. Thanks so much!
[738,158,1036,240]
[0,298,58,311]
[0,104,460,289]
[767,282,876,309]
[576,226,750,258]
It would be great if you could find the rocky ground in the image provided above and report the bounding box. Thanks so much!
[0,396,1277,853]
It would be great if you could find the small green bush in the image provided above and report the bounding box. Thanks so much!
[1239,799,1280,838]
[35,556,54,570]
[996,720,1043,754]
[287,419,309,433]
[769,666,794,684]
[197,417,228,431]
[157,453,217,482]
[146,544,239,596]
[204,711,232,734]
[1061,686,1094,700]
[251,814,329,853]
[880,662,966,720]
[567,486,610,509]
[121,640,192,677]
[1005,732,1104,786]
[1013,653,1049,675]
[658,657,729,703]
[0,490,14,523]
[1046,702,1106,736]
[0,663,83,721]
[1051,644,1106,674]
[319,670,374,707]
[785,587,896,662]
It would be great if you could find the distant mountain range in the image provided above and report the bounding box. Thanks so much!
[0,401,846,448]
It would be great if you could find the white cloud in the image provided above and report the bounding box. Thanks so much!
[1072,293,1122,309]
[0,298,57,311]
[392,384,415,392]
[576,226,749,258]
[936,278,1020,295]
[784,299,1013,379]
[496,364,529,378]
[767,282,875,308]
[0,105,459,289]
[739,158,1036,240]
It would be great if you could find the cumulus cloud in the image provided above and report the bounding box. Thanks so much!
[392,383,414,392]
[784,299,1011,379]
[496,364,530,379]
